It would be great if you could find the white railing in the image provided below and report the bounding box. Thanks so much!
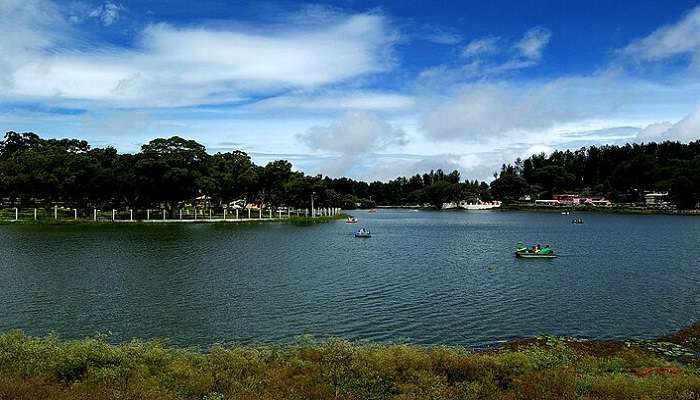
[0,207,343,222]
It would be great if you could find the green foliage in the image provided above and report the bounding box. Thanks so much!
[1,331,699,399]
[1,132,699,210]
[0,132,492,210]
[498,142,700,208]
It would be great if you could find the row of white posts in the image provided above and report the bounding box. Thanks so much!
[8,207,342,222]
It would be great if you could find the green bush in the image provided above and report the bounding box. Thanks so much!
[1,332,699,399]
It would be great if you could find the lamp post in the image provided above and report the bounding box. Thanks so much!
[311,192,315,217]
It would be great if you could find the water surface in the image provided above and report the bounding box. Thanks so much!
[1,209,699,348]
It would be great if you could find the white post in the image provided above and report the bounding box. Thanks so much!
[259,208,262,219]
[147,209,150,220]
[179,209,182,220]
[287,209,290,218]
[163,209,166,220]
[74,209,77,220]
[34,208,37,220]
[54,206,58,220]
[112,209,116,221]
[129,209,133,221]
[14,207,18,221]
[279,210,282,219]
[248,209,251,219]
[194,209,197,220]
[93,208,97,221]
[269,209,272,218]
[305,209,308,217]
[209,209,212,219]
[224,208,227,220]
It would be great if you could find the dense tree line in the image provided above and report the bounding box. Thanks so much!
[1,132,698,210]
[490,141,700,209]
[0,132,486,211]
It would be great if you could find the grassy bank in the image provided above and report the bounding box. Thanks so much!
[2,325,700,400]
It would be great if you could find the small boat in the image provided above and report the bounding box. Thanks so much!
[515,242,557,259]
[346,217,358,224]
[571,218,584,224]
[354,227,372,238]
[561,211,570,215]
[368,209,377,213]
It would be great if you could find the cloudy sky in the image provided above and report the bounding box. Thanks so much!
[2,0,700,181]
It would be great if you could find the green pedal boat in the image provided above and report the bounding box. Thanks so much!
[515,242,557,259]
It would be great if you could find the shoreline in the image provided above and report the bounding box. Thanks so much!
[373,204,700,215]
[0,214,347,226]
[2,322,699,399]
[500,204,700,216]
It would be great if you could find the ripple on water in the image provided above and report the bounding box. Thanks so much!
[0,210,699,347]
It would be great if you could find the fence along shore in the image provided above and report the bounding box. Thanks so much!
[0,206,343,223]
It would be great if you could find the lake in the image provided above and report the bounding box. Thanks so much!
[1,209,699,348]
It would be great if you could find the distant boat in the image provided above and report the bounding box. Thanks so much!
[346,217,358,224]
[368,209,377,213]
[571,218,584,224]
[460,200,502,210]
[354,227,372,238]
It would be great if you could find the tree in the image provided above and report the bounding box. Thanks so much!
[490,174,529,200]
[137,136,209,212]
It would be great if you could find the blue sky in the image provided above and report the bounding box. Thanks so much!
[1,0,700,181]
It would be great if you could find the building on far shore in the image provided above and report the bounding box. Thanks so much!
[553,194,580,205]
[534,195,612,207]
[644,191,671,208]
[585,198,612,207]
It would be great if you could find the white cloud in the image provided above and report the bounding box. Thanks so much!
[300,112,407,155]
[89,2,124,26]
[0,0,69,89]
[298,112,407,176]
[636,122,675,141]
[250,90,414,113]
[636,104,700,142]
[515,26,551,60]
[622,5,700,64]
[420,82,576,143]
[1,3,397,108]
[417,27,552,88]
[424,28,462,45]
[462,36,500,58]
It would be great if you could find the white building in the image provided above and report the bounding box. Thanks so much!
[644,192,670,207]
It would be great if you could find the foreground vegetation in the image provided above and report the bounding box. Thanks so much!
[2,325,700,400]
